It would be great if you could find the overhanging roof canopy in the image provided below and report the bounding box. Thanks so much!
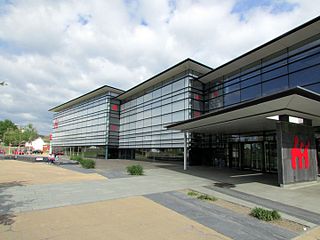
[167,87,320,135]
[49,85,124,112]
[117,58,212,100]
[199,16,320,84]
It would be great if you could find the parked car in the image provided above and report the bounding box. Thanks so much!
[32,150,43,154]
[14,150,24,155]
[0,149,5,155]
[53,151,64,156]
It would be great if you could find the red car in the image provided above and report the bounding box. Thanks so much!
[53,151,64,156]
[14,150,24,155]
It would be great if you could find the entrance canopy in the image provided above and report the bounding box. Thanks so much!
[167,87,320,134]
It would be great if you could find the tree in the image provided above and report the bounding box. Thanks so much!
[0,119,17,142]
[21,124,38,143]
[2,122,38,146]
[3,128,20,146]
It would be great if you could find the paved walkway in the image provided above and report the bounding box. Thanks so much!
[0,196,230,240]
[1,160,320,240]
[205,185,320,225]
[146,191,297,240]
[0,168,212,214]
[0,160,105,186]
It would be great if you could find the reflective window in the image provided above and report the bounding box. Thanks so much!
[224,91,240,106]
[172,111,185,122]
[241,75,261,88]
[289,64,320,87]
[261,66,287,81]
[241,85,261,101]
[262,76,288,95]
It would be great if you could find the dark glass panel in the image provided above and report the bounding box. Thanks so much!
[241,84,261,101]
[289,64,320,87]
[288,52,320,72]
[262,75,288,96]
[304,83,320,94]
[224,83,240,94]
[261,65,287,81]
[224,91,240,106]
[241,75,261,88]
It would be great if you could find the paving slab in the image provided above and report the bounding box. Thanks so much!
[205,185,320,225]
[0,196,230,240]
[0,160,106,186]
[0,168,213,214]
[146,191,297,240]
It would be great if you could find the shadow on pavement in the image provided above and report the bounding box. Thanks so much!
[0,181,27,226]
[155,164,279,187]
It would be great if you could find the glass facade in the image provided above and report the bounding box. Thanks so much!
[50,22,320,168]
[51,91,120,158]
[190,33,320,171]
[119,71,203,149]
[204,34,320,112]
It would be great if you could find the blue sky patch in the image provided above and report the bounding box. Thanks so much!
[232,0,298,17]
[78,14,92,26]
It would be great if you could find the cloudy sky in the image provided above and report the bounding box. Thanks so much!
[0,0,319,135]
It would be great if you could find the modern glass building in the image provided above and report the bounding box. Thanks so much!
[50,16,320,186]
[50,86,123,159]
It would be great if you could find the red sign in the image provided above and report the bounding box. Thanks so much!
[53,119,59,129]
[111,104,118,111]
[193,111,201,118]
[110,124,119,131]
[49,133,52,141]
[194,94,201,100]
[291,135,310,170]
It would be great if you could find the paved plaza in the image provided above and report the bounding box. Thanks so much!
[0,159,319,239]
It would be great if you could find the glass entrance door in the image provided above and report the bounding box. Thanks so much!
[229,143,240,168]
[242,143,252,169]
[241,142,263,171]
[265,141,277,172]
[251,143,263,170]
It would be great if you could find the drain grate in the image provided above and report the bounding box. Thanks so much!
[213,182,235,188]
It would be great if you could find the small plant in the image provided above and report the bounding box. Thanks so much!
[126,165,144,175]
[70,155,95,169]
[197,194,217,201]
[70,155,83,161]
[79,159,95,169]
[187,190,199,197]
[250,207,281,221]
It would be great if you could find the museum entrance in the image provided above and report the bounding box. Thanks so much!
[228,138,277,172]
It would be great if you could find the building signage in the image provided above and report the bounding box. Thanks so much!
[291,135,310,170]
[53,119,59,129]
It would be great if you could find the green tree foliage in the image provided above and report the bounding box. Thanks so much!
[0,119,17,141]
[3,128,20,146]
[1,121,38,146]
[22,124,38,142]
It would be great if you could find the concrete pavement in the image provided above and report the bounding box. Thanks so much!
[0,196,230,240]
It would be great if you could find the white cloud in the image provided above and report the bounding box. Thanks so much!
[0,0,319,134]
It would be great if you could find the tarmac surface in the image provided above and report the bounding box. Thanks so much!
[146,191,297,240]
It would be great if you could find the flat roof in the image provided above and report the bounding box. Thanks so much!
[116,58,212,100]
[49,85,124,112]
[198,16,320,83]
[167,87,320,134]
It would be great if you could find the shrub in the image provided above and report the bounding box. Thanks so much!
[197,194,217,202]
[187,190,199,197]
[126,165,144,175]
[250,207,281,221]
[70,155,95,169]
[70,155,83,161]
[79,158,95,169]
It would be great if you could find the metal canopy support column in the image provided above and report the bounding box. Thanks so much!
[184,132,187,171]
